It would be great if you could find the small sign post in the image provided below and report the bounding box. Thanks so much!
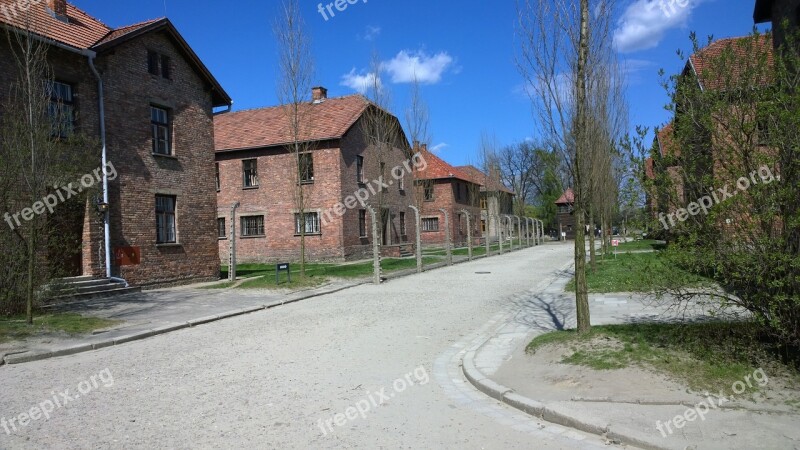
[612,239,620,259]
[276,263,291,285]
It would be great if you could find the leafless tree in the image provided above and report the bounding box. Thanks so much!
[275,0,315,276]
[517,0,620,333]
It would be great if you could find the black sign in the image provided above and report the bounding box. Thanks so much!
[276,263,291,284]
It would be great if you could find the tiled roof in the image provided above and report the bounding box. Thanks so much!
[555,188,574,205]
[214,95,371,152]
[688,35,773,91]
[94,18,162,46]
[656,122,681,158]
[414,150,474,183]
[0,0,110,49]
[456,165,515,195]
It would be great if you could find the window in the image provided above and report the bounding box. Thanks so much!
[160,54,171,79]
[241,216,265,237]
[243,159,258,188]
[48,81,74,137]
[400,212,406,237]
[481,219,487,233]
[424,181,434,202]
[148,51,160,75]
[757,115,775,147]
[300,153,314,183]
[480,197,487,210]
[356,155,365,183]
[155,195,177,244]
[295,212,320,235]
[215,163,220,192]
[151,106,171,155]
[217,218,226,238]
[399,172,405,191]
[359,210,367,238]
[558,204,571,214]
[148,50,171,79]
[422,217,439,232]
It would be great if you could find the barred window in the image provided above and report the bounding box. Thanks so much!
[422,217,439,232]
[217,218,226,238]
[300,153,314,183]
[243,159,258,188]
[241,216,265,237]
[295,212,320,235]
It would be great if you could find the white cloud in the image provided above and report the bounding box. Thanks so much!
[340,69,381,94]
[430,142,448,153]
[613,0,700,53]
[381,50,454,84]
[360,25,381,41]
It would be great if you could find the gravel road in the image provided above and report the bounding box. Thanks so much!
[0,243,611,449]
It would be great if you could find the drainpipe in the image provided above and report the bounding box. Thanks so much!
[84,52,122,285]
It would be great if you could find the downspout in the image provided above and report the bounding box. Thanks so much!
[85,51,126,286]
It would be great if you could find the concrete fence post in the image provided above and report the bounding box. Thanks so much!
[409,205,422,273]
[228,202,240,282]
[439,208,452,265]
[367,206,381,285]
[497,215,504,254]
[525,218,531,247]
[460,209,472,261]
[484,214,490,256]
[515,216,522,250]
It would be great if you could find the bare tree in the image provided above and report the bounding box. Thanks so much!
[1,16,95,322]
[275,0,315,276]
[517,0,620,333]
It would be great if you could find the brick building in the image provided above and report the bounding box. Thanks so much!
[0,0,231,287]
[413,148,483,247]
[214,89,417,263]
[456,165,515,242]
[555,188,576,240]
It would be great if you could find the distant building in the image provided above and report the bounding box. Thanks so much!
[555,189,576,240]
[456,165,515,242]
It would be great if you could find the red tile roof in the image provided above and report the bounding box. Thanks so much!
[456,165,515,195]
[414,150,475,183]
[656,122,681,158]
[214,95,372,152]
[94,18,162,47]
[555,188,574,205]
[688,35,773,91]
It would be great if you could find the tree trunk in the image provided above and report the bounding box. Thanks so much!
[588,211,596,273]
[574,0,591,334]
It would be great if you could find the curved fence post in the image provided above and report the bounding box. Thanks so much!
[497,214,504,254]
[409,205,422,273]
[439,209,452,265]
[484,213,490,256]
[460,209,473,261]
[525,218,531,247]
[228,202,240,282]
[366,205,381,285]
[515,216,522,250]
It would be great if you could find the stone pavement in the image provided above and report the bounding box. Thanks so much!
[463,262,800,450]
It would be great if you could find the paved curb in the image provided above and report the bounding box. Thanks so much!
[460,326,669,450]
[1,245,540,367]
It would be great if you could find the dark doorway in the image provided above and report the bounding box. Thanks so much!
[47,198,84,277]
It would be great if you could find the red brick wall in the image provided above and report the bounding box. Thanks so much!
[418,179,482,247]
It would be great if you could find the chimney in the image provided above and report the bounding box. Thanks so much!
[47,0,68,20]
[312,86,328,103]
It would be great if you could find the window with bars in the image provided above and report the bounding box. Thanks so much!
[421,217,439,232]
[356,155,364,183]
[48,81,74,138]
[300,153,314,183]
[241,216,265,237]
[359,210,367,238]
[155,195,177,244]
[151,106,171,155]
[295,212,320,235]
[217,218,226,238]
[243,159,258,188]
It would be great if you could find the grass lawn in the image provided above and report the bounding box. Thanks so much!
[0,313,120,344]
[566,251,709,293]
[526,322,798,394]
[213,257,442,289]
[612,239,666,252]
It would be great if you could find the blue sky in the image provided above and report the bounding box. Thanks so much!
[74,0,769,166]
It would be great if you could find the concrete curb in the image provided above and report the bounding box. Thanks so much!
[460,327,669,450]
[2,245,541,367]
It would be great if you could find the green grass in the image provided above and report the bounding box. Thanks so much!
[0,313,120,344]
[526,322,794,394]
[566,251,709,293]
[613,239,665,251]
[214,257,443,289]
